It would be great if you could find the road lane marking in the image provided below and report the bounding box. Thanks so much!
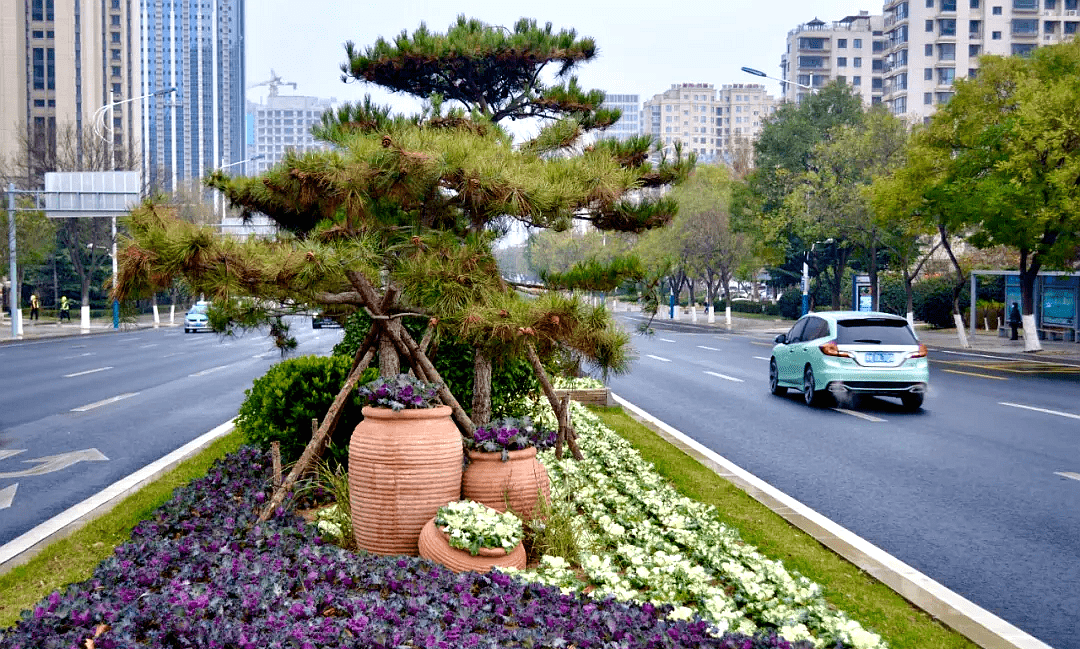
[751,341,773,347]
[0,483,16,510]
[941,369,1008,380]
[162,352,185,358]
[704,371,744,383]
[0,450,25,462]
[60,352,93,360]
[139,343,158,349]
[658,338,676,343]
[0,449,108,478]
[63,366,113,378]
[1000,402,1080,420]
[645,354,671,363]
[190,364,231,377]
[1054,472,1080,481]
[832,408,886,422]
[754,356,770,361]
[697,345,721,351]
[71,392,138,412]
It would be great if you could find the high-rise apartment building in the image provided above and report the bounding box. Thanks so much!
[141,0,246,193]
[247,94,334,175]
[641,83,776,165]
[600,93,641,141]
[881,0,1078,124]
[0,0,244,193]
[781,12,887,106]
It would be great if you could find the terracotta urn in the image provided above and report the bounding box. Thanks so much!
[417,518,526,573]
[462,447,550,521]
[348,405,462,556]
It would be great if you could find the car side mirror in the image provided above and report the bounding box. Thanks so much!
[774,333,787,345]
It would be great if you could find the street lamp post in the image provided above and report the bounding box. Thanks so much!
[94,87,177,329]
[740,66,815,99]
[802,239,834,317]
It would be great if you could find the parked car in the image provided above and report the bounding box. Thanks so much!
[769,311,929,410]
[184,302,212,333]
[311,311,345,329]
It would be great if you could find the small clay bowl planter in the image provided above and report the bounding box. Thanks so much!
[418,518,526,573]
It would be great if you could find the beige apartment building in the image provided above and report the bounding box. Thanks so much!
[641,82,777,165]
[0,0,142,179]
[881,0,1079,123]
[781,12,887,106]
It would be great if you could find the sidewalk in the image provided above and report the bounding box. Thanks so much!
[0,313,177,344]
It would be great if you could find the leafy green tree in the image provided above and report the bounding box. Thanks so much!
[743,83,865,305]
[914,40,1080,349]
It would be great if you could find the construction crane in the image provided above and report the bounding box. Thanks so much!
[249,69,297,98]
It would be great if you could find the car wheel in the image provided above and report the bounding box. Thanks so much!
[803,366,827,407]
[901,393,924,411]
[769,359,786,396]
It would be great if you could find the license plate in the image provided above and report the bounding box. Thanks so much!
[865,352,894,363]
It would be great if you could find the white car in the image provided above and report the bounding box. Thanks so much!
[183,302,212,333]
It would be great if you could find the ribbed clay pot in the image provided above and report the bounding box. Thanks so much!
[461,447,550,521]
[348,405,462,556]
[417,518,526,573]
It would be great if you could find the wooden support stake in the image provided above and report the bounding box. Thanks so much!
[271,442,282,487]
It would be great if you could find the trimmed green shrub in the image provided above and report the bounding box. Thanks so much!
[333,311,539,420]
[236,355,376,470]
[913,275,970,329]
[777,287,804,320]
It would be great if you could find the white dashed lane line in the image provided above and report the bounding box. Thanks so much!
[753,356,770,361]
[697,345,721,351]
[658,338,676,343]
[832,408,886,422]
[1054,472,1080,482]
[63,366,113,378]
[71,392,138,412]
[189,365,231,377]
[1000,402,1080,420]
[704,371,743,383]
[645,355,671,363]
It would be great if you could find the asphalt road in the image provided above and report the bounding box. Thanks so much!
[608,313,1080,649]
[0,319,343,547]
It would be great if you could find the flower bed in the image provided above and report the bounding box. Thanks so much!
[514,402,886,649]
[1,446,821,649]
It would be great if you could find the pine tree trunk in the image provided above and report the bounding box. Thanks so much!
[471,349,493,427]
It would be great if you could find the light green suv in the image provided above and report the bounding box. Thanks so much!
[769,311,930,411]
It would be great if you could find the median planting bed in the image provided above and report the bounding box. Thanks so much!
[0,401,885,649]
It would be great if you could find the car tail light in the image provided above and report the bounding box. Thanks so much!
[910,344,928,358]
[819,341,852,358]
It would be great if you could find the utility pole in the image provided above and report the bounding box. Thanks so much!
[7,184,19,339]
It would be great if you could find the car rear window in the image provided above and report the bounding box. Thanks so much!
[836,318,917,345]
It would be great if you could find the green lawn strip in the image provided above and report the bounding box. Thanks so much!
[588,405,978,649]
[0,430,245,628]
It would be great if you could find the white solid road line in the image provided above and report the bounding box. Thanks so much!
[611,393,1054,649]
[63,366,113,378]
[645,354,671,363]
[71,392,138,412]
[832,408,886,422]
[704,370,744,383]
[1000,402,1080,420]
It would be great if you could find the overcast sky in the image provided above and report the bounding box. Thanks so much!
[246,0,878,120]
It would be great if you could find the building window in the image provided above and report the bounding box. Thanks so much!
[837,56,847,66]
[970,44,981,55]
[46,48,54,90]
[1066,22,1079,34]
[1012,43,1037,54]
[925,67,934,80]
[939,43,956,59]
[938,67,956,84]
[853,75,862,85]
[111,49,121,60]
[111,0,120,8]
[32,0,43,20]
[926,19,934,31]
[111,15,120,26]
[1046,0,1056,7]
[939,19,957,35]
[927,0,934,6]
[1012,0,1037,8]
[32,48,44,89]
[971,0,980,6]
[993,5,1003,13]
[838,38,847,47]
[854,57,863,67]
[873,77,884,89]
[943,0,957,9]
[970,19,981,34]
[925,92,934,104]
[112,65,121,76]
[111,32,121,43]
[926,43,934,55]
[1012,18,1038,33]
[854,38,863,47]
[1045,20,1057,32]
[873,58,884,71]
[992,30,1002,38]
